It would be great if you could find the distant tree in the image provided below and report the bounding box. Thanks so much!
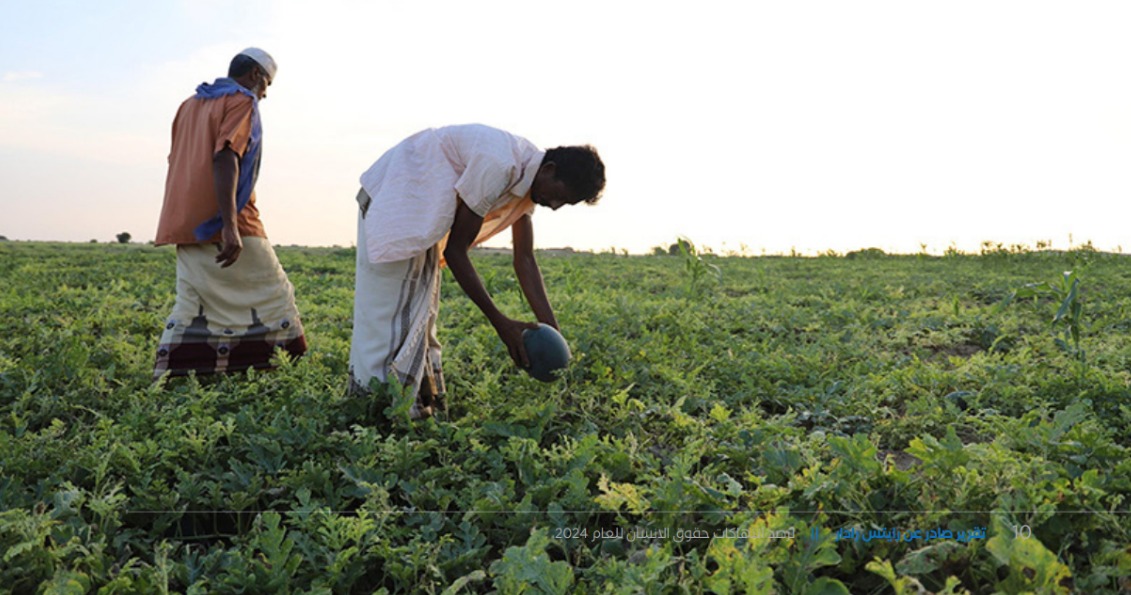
[0,235,8,241]
[90,239,98,243]
[116,232,132,244]
[846,247,886,260]
[652,246,666,256]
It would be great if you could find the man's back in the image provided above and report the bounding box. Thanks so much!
[154,93,264,246]
[357,123,543,263]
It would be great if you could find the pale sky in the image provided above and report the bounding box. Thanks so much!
[2,1,1129,255]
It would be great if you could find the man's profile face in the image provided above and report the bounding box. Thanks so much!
[252,67,271,100]
[532,164,579,211]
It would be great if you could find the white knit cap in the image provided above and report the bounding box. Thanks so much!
[238,47,277,80]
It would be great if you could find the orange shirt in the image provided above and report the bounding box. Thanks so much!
[154,93,266,246]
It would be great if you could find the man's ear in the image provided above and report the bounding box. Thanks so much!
[539,161,556,178]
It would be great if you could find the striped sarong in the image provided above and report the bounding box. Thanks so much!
[154,237,306,378]
[348,212,445,404]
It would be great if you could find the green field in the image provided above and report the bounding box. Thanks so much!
[1,241,1128,593]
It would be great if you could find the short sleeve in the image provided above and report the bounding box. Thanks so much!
[214,94,254,157]
[453,152,517,217]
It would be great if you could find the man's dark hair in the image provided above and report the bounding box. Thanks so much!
[229,54,261,78]
[545,145,605,204]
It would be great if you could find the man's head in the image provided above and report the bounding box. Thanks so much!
[531,145,606,210]
[229,48,277,100]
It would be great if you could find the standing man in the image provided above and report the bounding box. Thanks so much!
[349,124,605,419]
[153,48,306,379]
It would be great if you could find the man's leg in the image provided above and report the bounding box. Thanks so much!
[420,272,446,416]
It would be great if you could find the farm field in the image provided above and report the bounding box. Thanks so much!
[0,241,1129,593]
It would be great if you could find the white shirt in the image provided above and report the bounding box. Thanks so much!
[358,124,544,263]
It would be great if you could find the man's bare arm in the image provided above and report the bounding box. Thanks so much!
[511,214,558,330]
[443,198,536,367]
[212,147,242,267]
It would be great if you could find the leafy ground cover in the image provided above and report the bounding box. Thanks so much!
[0,241,1128,593]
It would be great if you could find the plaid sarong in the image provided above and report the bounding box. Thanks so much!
[154,237,306,378]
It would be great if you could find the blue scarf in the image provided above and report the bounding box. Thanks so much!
[191,77,262,241]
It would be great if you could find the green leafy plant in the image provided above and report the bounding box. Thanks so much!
[675,236,722,297]
[1,241,1128,592]
[1006,270,1086,367]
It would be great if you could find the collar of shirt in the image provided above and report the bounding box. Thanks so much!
[510,149,546,199]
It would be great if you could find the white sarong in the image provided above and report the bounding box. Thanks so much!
[348,211,445,400]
